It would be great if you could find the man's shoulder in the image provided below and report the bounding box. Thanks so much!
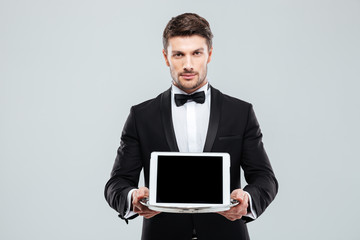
[131,88,170,112]
[223,93,251,106]
[212,87,252,108]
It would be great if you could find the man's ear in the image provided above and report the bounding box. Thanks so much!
[162,49,170,67]
[207,47,213,64]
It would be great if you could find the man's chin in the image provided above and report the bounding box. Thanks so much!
[173,78,207,93]
[178,84,199,93]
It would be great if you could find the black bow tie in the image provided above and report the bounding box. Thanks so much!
[174,91,205,107]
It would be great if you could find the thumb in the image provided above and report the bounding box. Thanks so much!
[231,189,245,202]
[137,187,149,199]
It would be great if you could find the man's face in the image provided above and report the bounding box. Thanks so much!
[163,35,213,94]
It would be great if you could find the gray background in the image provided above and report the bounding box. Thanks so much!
[1,0,359,239]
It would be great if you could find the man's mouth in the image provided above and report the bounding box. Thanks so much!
[180,73,196,80]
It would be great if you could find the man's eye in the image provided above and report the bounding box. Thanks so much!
[194,52,202,55]
[174,53,183,57]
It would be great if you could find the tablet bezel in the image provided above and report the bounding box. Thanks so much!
[149,152,230,211]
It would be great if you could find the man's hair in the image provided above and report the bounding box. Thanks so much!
[163,13,213,52]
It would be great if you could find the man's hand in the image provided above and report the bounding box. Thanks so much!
[218,189,249,221]
[132,187,160,219]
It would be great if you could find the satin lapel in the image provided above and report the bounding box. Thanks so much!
[160,88,179,152]
[203,86,222,152]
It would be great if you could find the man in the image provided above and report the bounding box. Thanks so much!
[105,13,278,240]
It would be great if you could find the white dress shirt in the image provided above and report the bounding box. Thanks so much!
[124,82,256,219]
[171,83,210,153]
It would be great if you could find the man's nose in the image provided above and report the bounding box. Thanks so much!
[183,56,193,72]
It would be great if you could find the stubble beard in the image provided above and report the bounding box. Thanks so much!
[171,67,208,93]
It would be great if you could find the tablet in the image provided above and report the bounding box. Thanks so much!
[147,152,232,213]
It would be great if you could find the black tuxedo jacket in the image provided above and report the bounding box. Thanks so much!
[105,86,278,240]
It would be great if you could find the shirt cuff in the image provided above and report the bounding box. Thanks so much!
[124,189,138,219]
[244,191,257,219]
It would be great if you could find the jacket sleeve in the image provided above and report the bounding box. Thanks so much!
[242,105,278,221]
[104,107,142,221]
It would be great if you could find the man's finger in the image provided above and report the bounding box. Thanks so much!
[236,192,245,202]
[137,187,149,198]
[133,200,147,213]
[143,210,160,217]
[136,209,159,218]
[132,188,148,205]
[132,190,139,203]
[230,189,245,202]
[238,193,248,210]
[133,204,143,213]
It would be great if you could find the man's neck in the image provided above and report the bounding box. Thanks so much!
[172,80,208,94]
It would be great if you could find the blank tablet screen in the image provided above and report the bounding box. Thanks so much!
[156,155,223,204]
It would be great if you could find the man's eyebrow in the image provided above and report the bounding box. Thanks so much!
[193,48,205,52]
[171,48,205,54]
[171,50,184,54]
